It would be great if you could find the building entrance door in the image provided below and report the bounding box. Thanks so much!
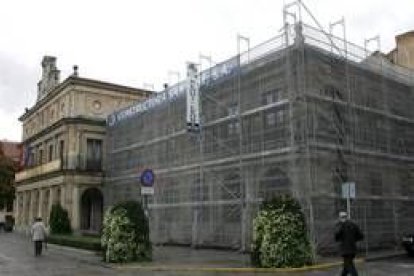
[80,188,103,232]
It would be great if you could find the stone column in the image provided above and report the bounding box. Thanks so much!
[14,192,20,226]
[43,189,49,225]
[71,185,80,230]
[38,188,44,218]
[27,190,32,225]
[48,187,54,224]
[18,192,22,225]
[60,185,66,209]
[28,190,34,225]
[22,191,27,226]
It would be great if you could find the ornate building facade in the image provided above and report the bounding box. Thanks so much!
[15,56,151,231]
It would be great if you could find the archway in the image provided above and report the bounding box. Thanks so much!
[80,188,103,232]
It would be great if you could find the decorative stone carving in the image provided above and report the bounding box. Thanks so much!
[37,56,60,102]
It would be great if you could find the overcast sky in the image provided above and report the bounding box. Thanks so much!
[0,0,412,141]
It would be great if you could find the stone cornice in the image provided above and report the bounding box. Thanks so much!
[22,117,106,144]
[15,169,104,186]
[19,76,154,121]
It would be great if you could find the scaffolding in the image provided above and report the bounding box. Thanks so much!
[105,3,414,253]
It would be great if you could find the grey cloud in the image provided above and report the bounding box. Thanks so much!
[0,53,37,114]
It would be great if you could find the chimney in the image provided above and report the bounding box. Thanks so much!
[73,65,79,77]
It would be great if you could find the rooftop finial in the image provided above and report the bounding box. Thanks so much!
[73,65,79,77]
[37,56,60,102]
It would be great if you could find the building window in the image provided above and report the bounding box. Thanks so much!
[59,140,65,167]
[265,109,285,127]
[228,121,240,136]
[29,152,35,167]
[39,149,43,165]
[265,112,277,127]
[86,139,102,171]
[370,172,383,196]
[228,104,238,116]
[41,112,45,127]
[48,144,54,162]
[276,109,285,124]
[262,89,280,105]
[262,90,284,127]
[227,103,240,136]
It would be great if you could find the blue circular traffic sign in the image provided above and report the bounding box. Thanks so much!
[140,169,155,187]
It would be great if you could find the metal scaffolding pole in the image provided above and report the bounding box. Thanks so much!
[168,71,181,86]
[364,36,381,57]
[237,33,250,251]
[199,53,213,239]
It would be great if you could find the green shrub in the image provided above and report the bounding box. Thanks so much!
[101,200,151,263]
[251,194,313,268]
[49,203,72,234]
[48,234,101,251]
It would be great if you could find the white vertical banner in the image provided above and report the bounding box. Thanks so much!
[186,62,200,132]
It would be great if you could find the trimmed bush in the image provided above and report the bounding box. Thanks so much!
[101,200,151,263]
[48,234,101,251]
[49,203,72,234]
[251,194,313,268]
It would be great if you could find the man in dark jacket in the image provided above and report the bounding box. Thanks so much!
[335,211,364,276]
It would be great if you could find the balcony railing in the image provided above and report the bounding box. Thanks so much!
[15,159,61,182]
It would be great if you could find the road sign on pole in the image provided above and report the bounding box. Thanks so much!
[342,182,355,219]
[342,182,355,199]
[140,169,155,217]
[141,186,154,195]
[140,168,155,194]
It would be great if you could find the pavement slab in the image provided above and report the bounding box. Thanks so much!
[0,232,413,275]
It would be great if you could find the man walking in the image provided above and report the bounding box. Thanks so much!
[335,211,364,276]
[31,217,47,257]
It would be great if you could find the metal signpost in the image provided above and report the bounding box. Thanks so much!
[342,182,355,219]
[140,169,155,217]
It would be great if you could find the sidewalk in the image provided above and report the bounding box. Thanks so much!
[111,245,406,273]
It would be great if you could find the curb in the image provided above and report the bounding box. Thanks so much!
[365,251,406,262]
[47,243,98,255]
[45,243,109,268]
[113,258,364,273]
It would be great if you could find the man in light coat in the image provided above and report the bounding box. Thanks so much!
[31,217,47,256]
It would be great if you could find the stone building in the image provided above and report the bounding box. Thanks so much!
[105,24,414,252]
[386,31,414,70]
[15,56,152,232]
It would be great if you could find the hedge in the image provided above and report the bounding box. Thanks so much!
[251,194,313,268]
[49,203,72,234]
[48,234,101,251]
[101,200,151,263]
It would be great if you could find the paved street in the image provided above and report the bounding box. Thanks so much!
[0,232,111,276]
[0,232,413,275]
